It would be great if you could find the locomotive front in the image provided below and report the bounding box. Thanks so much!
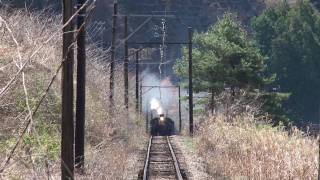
[150,99,175,136]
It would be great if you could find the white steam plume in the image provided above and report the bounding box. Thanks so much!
[150,98,163,115]
[140,69,177,117]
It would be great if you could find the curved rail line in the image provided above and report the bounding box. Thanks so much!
[142,136,184,180]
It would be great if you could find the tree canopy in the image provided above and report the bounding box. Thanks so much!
[174,13,271,93]
[174,13,291,124]
[252,0,320,124]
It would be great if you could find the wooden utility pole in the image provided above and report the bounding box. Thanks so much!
[178,86,182,133]
[211,89,214,116]
[109,2,117,109]
[124,16,129,110]
[188,27,193,136]
[75,0,86,171]
[61,0,74,179]
[135,51,139,113]
[140,84,143,115]
[146,98,149,133]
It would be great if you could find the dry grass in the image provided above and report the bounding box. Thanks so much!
[0,7,145,180]
[196,93,319,179]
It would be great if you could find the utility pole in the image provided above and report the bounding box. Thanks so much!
[178,86,182,133]
[140,84,143,115]
[188,27,193,136]
[109,2,117,110]
[124,16,129,110]
[211,89,214,116]
[135,51,139,113]
[146,99,149,133]
[75,0,86,171]
[61,0,74,179]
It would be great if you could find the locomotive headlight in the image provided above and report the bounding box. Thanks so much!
[159,114,165,121]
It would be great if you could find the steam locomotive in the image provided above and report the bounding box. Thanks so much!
[150,113,175,136]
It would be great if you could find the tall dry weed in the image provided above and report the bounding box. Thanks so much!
[0,7,145,179]
[196,92,319,179]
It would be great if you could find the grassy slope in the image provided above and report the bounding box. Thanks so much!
[196,114,318,179]
[0,9,145,179]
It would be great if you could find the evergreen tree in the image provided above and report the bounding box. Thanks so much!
[174,13,270,93]
[174,13,288,124]
[252,0,320,124]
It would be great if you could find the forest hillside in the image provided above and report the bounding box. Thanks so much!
[0,0,319,179]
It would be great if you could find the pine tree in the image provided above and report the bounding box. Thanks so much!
[252,0,320,124]
[174,13,270,94]
[174,13,290,124]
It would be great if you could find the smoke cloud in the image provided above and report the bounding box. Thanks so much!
[140,70,178,118]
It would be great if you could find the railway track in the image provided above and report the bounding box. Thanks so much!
[141,136,185,180]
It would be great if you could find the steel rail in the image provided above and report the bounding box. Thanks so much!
[167,136,184,180]
[143,136,152,180]
[142,136,183,180]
